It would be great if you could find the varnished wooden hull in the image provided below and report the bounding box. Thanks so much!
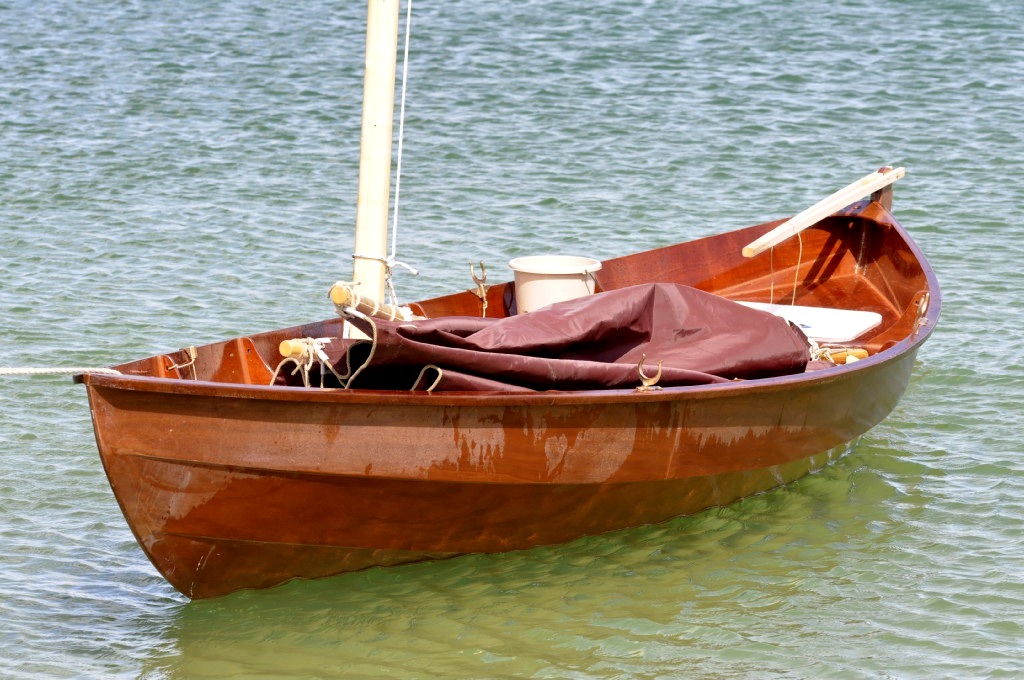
[81,201,940,598]
[87,352,914,598]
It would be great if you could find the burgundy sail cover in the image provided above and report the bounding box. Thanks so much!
[326,283,810,393]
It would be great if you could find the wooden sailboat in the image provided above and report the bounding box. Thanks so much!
[76,2,940,599]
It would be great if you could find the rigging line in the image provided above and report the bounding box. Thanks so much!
[0,366,120,376]
[388,0,414,301]
[791,232,804,306]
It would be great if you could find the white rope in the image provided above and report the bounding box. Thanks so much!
[340,307,379,389]
[270,338,349,388]
[409,364,443,392]
[390,0,413,273]
[808,339,830,363]
[0,366,120,376]
[767,231,804,306]
[791,231,803,306]
[377,0,416,310]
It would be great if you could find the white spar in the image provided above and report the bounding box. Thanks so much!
[742,166,906,258]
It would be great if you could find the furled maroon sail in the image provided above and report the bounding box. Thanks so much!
[305,283,812,393]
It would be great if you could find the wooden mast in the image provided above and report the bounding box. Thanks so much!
[352,0,401,304]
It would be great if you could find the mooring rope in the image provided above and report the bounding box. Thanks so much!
[0,366,120,376]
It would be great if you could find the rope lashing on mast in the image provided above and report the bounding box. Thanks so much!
[350,252,419,311]
[276,292,393,388]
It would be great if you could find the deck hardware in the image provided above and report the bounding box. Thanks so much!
[914,291,931,333]
[636,354,663,392]
[166,346,198,380]
[471,261,489,317]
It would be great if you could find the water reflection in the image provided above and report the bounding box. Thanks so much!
[143,448,934,679]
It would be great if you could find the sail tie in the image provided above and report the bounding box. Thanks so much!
[410,364,443,392]
[336,307,379,389]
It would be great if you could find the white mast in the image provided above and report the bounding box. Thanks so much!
[352,0,401,303]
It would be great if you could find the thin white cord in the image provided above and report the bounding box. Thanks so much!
[791,232,803,305]
[389,0,413,280]
[341,308,379,389]
[0,367,120,376]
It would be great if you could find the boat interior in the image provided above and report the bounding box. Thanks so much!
[113,202,932,387]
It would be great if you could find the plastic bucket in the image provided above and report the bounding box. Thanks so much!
[508,255,602,313]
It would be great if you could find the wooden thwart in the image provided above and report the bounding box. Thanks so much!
[742,167,906,258]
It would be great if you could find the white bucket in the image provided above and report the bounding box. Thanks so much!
[508,255,602,313]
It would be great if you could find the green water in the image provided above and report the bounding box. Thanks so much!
[2,1,1022,677]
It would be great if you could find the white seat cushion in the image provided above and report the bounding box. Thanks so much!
[737,301,882,343]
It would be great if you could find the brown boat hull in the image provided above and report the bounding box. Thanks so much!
[81,201,940,598]
[86,343,919,598]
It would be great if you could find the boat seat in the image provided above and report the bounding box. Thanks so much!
[736,301,882,343]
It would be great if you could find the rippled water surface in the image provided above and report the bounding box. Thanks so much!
[2,1,1022,678]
